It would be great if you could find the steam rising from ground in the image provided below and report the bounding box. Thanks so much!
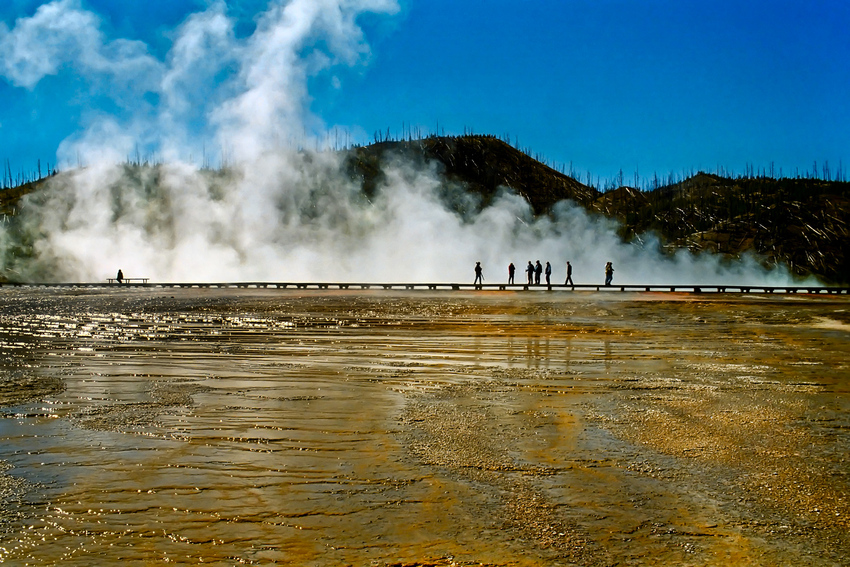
[4,155,798,285]
[0,1,800,285]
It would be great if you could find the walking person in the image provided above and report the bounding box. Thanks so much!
[474,261,484,287]
[605,262,614,286]
[565,261,574,285]
[545,261,552,286]
[534,260,542,285]
[508,262,515,284]
[526,261,534,285]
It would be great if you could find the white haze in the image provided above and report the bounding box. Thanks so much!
[0,0,806,285]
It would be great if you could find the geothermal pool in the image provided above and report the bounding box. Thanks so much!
[0,288,847,565]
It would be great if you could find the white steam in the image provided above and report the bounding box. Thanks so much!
[0,0,159,90]
[5,155,800,285]
[0,1,804,285]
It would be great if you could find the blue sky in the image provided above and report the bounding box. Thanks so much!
[1,0,848,185]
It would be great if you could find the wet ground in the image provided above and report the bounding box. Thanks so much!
[0,287,847,566]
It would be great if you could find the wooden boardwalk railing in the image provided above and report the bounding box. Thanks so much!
[0,281,847,295]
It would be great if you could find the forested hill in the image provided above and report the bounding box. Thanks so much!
[346,136,849,283]
[590,173,849,284]
[2,135,848,283]
[344,135,601,213]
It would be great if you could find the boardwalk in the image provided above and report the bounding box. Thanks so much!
[0,281,848,294]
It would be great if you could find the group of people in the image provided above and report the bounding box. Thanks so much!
[476,260,614,286]
[513,260,567,286]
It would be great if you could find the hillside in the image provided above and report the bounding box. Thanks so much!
[0,176,50,216]
[599,173,850,284]
[1,136,848,283]
[344,135,600,214]
[347,138,849,283]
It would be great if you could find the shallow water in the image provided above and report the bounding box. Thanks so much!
[0,288,848,565]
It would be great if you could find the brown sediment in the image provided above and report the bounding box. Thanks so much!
[72,381,210,432]
[401,382,594,564]
[0,373,64,408]
[608,381,849,530]
[0,288,847,565]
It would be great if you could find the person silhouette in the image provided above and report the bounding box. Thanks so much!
[474,261,484,287]
[565,261,573,285]
[526,261,534,285]
[116,269,124,284]
[605,262,614,286]
[534,260,542,285]
[545,261,552,286]
[508,262,515,284]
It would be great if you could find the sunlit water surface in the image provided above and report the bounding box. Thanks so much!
[0,288,847,565]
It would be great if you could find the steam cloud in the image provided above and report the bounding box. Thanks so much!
[1,1,803,285]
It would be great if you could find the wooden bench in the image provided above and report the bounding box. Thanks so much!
[106,278,149,284]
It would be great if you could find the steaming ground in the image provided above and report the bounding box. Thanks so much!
[0,1,807,286]
[0,153,802,285]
